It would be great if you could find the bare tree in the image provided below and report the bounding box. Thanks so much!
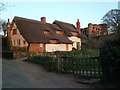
[0,3,7,35]
[2,20,7,36]
[0,3,6,13]
[101,9,120,34]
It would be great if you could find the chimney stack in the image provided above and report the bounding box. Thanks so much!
[76,19,81,33]
[7,19,10,27]
[7,18,12,50]
[7,18,11,37]
[41,17,46,23]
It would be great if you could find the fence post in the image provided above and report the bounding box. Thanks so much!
[56,55,62,72]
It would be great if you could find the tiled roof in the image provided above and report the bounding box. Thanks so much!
[53,20,80,37]
[13,16,73,44]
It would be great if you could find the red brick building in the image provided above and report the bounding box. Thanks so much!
[7,16,82,53]
[81,23,108,37]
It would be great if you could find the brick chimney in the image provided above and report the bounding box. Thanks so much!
[7,19,12,50]
[7,19,11,37]
[41,17,46,23]
[76,19,81,33]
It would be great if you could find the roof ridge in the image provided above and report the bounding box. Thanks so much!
[14,16,51,24]
[54,20,74,26]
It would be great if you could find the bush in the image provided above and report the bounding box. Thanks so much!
[58,47,99,57]
[99,38,120,82]
[27,56,56,72]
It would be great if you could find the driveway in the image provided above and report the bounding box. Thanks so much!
[2,58,97,88]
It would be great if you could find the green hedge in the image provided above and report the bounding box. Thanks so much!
[59,48,99,57]
[27,56,56,72]
[99,38,120,82]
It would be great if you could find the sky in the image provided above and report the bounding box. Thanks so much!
[0,0,119,35]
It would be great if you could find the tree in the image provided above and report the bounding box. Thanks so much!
[0,3,7,36]
[0,20,7,36]
[0,3,5,12]
[2,20,7,36]
[101,9,120,35]
[100,38,120,83]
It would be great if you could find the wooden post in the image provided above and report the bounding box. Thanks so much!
[56,54,62,72]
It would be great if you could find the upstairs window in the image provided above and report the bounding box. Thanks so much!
[44,30,50,34]
[56,30,63,34]
[13,29,17,35]
[100,32,104,35]
[23,41,26,44]
[50,39,58,43]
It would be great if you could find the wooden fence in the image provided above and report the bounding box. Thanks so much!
[27,55,103,79]
[56,56,102,79]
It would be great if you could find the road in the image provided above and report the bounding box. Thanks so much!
[2,58,97,88]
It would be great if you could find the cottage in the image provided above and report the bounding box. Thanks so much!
[53,19,81,50]
[7,16,81,53]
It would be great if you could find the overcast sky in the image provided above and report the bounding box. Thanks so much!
[0,1,119,32]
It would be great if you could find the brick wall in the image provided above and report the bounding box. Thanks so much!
[88,23,108,37]
[28,43,45,53]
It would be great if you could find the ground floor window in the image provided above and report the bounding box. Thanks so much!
[17,39,20,46]
[14,40,15,46]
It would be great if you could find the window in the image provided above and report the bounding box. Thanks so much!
[44,30,50,34]
[14,40,16,46]
[23,41,26,44]
[17,39,20,45]
[13,29,17,35]
[50,40,58,43]
[100,32,104,35]
[56,30,63,34]
[40,43,44,47]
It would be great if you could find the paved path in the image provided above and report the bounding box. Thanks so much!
[2,58,97,88]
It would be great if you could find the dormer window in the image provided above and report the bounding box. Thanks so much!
[50,39,58,43]
[44,30,50,34]
[13,29,17,35]
[56,30,63,34]
[71,31,78,36]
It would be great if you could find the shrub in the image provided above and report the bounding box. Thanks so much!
[99,38,120,82]
[58,47,99,57]
[27,55,56,72]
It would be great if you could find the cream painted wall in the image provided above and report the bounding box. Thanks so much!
[11,23,28,47]
[46,44,72,52]
[68,44,73,51]
[68,36,81,49]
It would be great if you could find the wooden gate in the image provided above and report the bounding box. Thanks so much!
[59,56,102,79]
